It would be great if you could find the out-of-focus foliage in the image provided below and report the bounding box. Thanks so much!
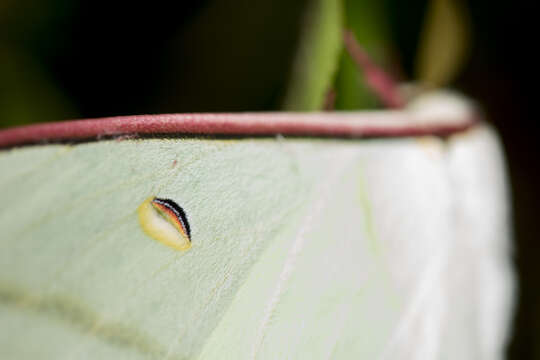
[0,0,470,123]
[282,0,343,111]
[416,0,471,88]
[333,0,393,110]
[281,0,396,111]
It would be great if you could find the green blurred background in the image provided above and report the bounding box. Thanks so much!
[0,0,538,358]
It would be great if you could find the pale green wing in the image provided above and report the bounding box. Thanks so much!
[0,137,402,359]
[0,124,513,359]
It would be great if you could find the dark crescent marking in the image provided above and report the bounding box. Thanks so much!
[152,198,191,240]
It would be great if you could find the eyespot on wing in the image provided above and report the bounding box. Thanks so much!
[137,196,191,251]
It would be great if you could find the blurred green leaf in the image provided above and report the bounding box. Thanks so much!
[334,0,393,110]
[415,0,471,87]
[333,50,379,110]
[282,0,343,111]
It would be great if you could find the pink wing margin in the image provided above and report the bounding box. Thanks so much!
[0,111,476,148]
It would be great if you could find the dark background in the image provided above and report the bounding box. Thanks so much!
[0,1,538,358]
